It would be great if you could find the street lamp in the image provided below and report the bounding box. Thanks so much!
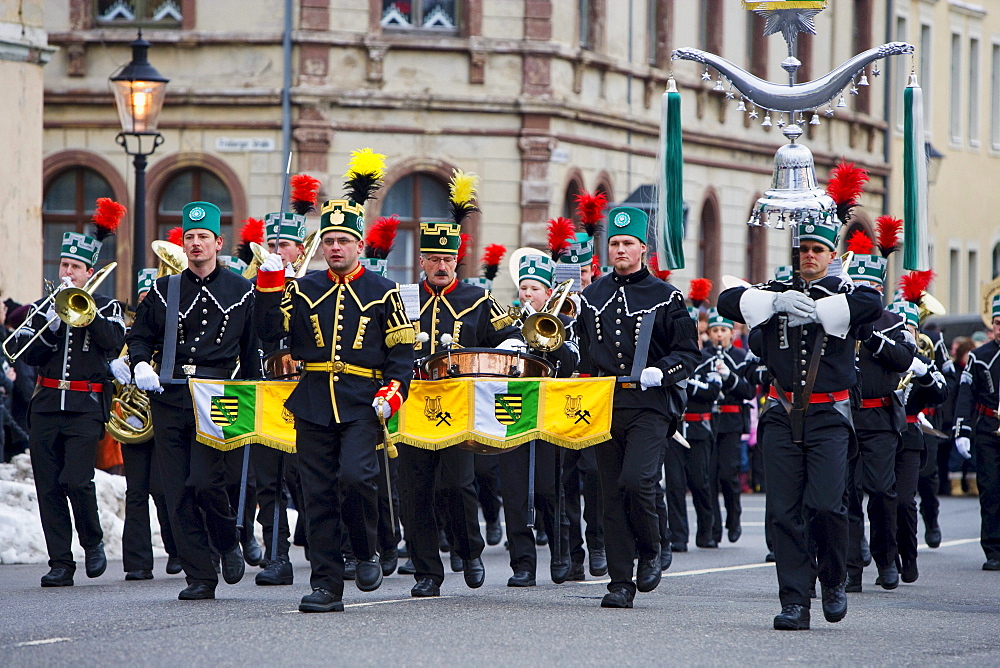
[110,30,168,302]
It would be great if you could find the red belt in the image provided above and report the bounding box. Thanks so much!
[37,376,104,393]
[717,405,742,414]
[923,407,936,417]
[978,404,999,418]
[684,412,713,422]
[768,388,850,404]
[860,396,893,409]
[906,415,919,424]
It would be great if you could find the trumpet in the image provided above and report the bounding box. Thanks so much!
[2,262,117,362]
[519,280,574,352]
[898,332,936,391]
[242,230,321,280]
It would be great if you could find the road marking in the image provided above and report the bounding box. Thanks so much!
[283,596,454,613]
[11,637,72,648]
[919,537,979,549]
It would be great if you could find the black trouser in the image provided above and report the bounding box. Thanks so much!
[760,403,850,608]
[223,447,257,544]
[975,431,1000,561]
[252,446,304,561]
[474,454,502,524]
[398,443,485,586]
[895,436,923,567]
[711,429,743,542]
[665,425,715,547]
[847,427,899,576]
[918,435,944,529]
[376,452,401,555]
[655,442,669,549]
[499,440,569,576]
[121,439,177,571]
[295,416,379,595]
[151,399,240,587]
[28,410,105,571]
[594,408,667,596]
[563,445,604,565]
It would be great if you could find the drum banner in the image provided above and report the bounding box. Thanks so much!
[387,377,615,451]
[190,380,297,453]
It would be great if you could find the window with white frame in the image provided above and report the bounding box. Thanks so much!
[95,0,182,27]
[920,25,932,121]
[894,15,907,131]
[992,43,1000,151]
[381,1,458,32]
[950,32,962,144]
[970,37,981,146]
[949,248,961,312]
[968,249,979,312]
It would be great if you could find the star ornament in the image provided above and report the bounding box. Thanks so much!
[758,8,823,48]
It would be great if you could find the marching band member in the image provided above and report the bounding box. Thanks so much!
[127,201,257,600]
[842,228,914,593]
[718,217,882,630]
[706,308,754,545]
[953,293,1000,572]
[13,199,126,587]
[577,206,700,609]
[404,210,521,597]
[255,150,415,613]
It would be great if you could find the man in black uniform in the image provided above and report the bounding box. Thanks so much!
[255,193,415,612]
[128,201,257,600]
[577,206,700,609]
[954,294,1000,571]
[14,228,125,587]
[843,251,914,593]
[718,220,881,630]
[404,221,521,597]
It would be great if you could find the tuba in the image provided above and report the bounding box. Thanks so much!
[520,280,574,352]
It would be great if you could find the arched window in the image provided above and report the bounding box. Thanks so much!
[698,193,722,298]
[42,167,116,286]
[993,242,1000,278]
[380,172,452,283]
[563,175,584,221]
[156,169,234,246]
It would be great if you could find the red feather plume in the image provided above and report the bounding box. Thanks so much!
[290,174,321,216]
[364,215,400,260]
[457,233,471,267]
[239,218,265,244]
[91,198,126,241]
[574,191,608,237]
[846,230,874,255]
[166,226,184,247]
[875,215,902,257]
[547,217,577,260]
[648,254,672,281]
[900,270,935,304]
[591,255,602,278]
[826,160,869,223]
[481,244,506,281]
[688,278,713,306]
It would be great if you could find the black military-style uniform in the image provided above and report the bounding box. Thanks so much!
[577,267,700,597]
[899,355,947,573]
[666,350,719,549]
[255,263,414,595]
[709,343,753,544]
[403,278,518,586]
[718,274,882,610]
[16,294,124,573]
[847,310,913,584]
[954,338,1000,563]
[499,308,579,582]
[917,330,954,531]
[127,266,256,587]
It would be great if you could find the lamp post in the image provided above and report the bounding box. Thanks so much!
[110,30,168,302]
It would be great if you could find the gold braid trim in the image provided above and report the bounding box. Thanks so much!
[386,325,416,348]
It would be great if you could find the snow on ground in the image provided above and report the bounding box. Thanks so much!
[0,453,282,565]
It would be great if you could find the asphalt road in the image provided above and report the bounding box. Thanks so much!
[1,495,998,666]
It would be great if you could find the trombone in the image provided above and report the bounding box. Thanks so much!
[243,230,321,280]
[519,280,575,352]
[2,262,117,362]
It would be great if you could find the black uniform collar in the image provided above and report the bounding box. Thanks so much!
[611,266,650,286]
[424,277,459,296]
[184,264,222,286]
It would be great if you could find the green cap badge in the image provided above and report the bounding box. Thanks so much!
[182,201,222,236]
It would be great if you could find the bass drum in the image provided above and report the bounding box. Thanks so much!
[264,349,301,380]
[421,348,554,454]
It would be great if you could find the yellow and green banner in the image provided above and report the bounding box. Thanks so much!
[191,379,296,453]
[388,377,615,451]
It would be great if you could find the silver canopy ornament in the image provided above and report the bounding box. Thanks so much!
[749,125,836,229]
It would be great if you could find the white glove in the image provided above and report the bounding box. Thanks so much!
[61,276,74,287]
[786,312,819,328]
[908,357,928,378]
[125,415,144,430]
[640,366,663,391]
[901,329,917,347]
[706,371,722,385]
[110,358,132,385]
[497,338,526,352]
[715,360,731,379]
[372,397,392,419]
[133,361,164,394]
[45,305,61,332]
[955,437,972,460]
[259,252,284,273]
[917,412,934,432]
[772,291,816,318]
